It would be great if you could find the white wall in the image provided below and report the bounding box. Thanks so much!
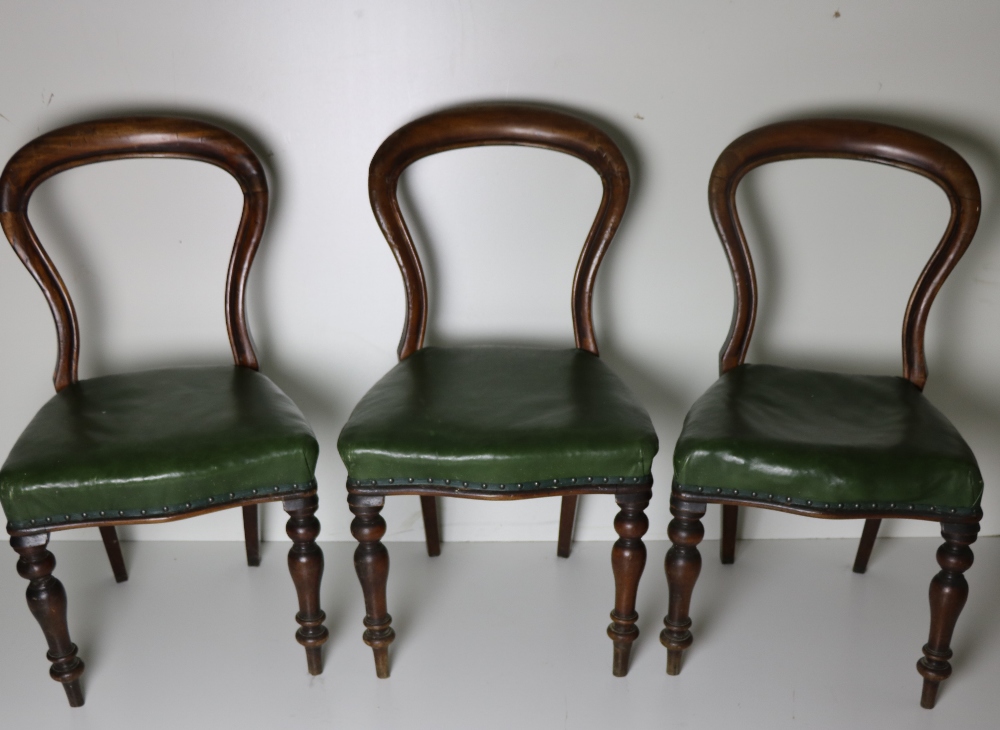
[1,1,999,543]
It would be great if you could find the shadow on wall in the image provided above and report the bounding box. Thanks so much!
[29,104,348,432]
[395,98,691,421]
[732,107,1000,538]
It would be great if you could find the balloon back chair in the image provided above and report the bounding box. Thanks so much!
[337,104,658,678]
[661,119,982,708]
[0,117,328,706]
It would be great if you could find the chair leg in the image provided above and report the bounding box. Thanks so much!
[419,495,441,557]
[349,494,395,678]
[720,504,738,564]
[852,518,882,574]
[607,489,651,676]
[98,526,129,583]
[661,495,706,676]
[282,495,328,675]
[917,521,978,709]
[243,505,261,567]
[557,495,578,558]
[10,534,85,707]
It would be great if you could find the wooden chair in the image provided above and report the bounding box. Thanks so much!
[337,104,658,678]
[0,117,328,706]
[661,119,982,708]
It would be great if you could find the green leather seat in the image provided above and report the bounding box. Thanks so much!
[338,346,658,490]
[0,366,319,530]
[673,364,982,514]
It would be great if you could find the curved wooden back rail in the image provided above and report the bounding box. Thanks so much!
[708,119,981,389]
[0,117,269,391]
[368,103,631,359]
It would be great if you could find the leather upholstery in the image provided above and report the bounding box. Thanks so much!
[338,346,658,489]
[1,366,319,529]
[674,364,982,512]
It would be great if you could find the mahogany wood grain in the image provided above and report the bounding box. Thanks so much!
[852,518,882,574]
[98,526,128,583]
[672,120,983,707]
[0,117,324,704]
[557,495,579,558]
[243,505,261,567]
[283,494,328,675]
[712,119,981,567]
[660,495,706,675]
[366,103,633,569]
[11,533,85,706]
[607,489,651,676]
[419,495,441,557]
[349,494,394,678]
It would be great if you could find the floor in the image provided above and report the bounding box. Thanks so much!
[1,537,998,729]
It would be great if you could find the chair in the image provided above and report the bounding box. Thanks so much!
[337,103,658,678]
[0,117,328,706]
[660,119,982,708]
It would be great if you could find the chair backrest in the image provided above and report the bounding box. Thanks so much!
[709,119,981,389]
[368,103,630,360]
[0,117,268,391]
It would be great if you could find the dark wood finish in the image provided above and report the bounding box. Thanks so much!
[283,495,328,675]
[707,119,981,572]
[557,495,579,558]
[720,504,738,564]
[0,117,324,703]
[917,522,978,708]
[98,526,128,583]
[0,117,269,390]
[709,119,980,387]
[349,494,394,678]
[242,505,261,567]
[660,495,706,675]
[607,489,651,676]
[370,103,630,361]
[666,120,984,707]
[11,534,85,706]
[852,518,882,574]
[419,496,441,557]
[368,103,632,555]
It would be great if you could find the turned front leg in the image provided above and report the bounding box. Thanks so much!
[917,521,978,709]
[349,494,394,678]
[283,495,329,675]
[660,495,706,675]
[11,534,85,707]
[607,489,651,676]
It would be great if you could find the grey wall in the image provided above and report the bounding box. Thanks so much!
[1,1,998,543]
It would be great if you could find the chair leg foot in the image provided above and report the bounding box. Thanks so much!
[852,518,882,574]
[607,489,651,676]
[350,494,395,678]
[557,495,578,558]
[660,494,706,676]
[720,505,738,564]
[243,505,261,567]
[11,533,86,707]
[916,521,977,708]
[283,495,328,675]
[419,496,441,557]
[99,526,129,583]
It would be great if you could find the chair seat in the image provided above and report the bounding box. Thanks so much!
[0,366,319,530]
[337,346,658,492]
[673,364,982,514]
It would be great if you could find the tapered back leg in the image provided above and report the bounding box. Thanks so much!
[557,495,579,558]
[98,526,128,583]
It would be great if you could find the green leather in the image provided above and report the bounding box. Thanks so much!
[674,364,982,512]
[1,366,319,529]
[338,346,658,490]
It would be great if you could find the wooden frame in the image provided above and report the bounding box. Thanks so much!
[662,118,982,708]
[0,117,327,706]
[352,103,651,678]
